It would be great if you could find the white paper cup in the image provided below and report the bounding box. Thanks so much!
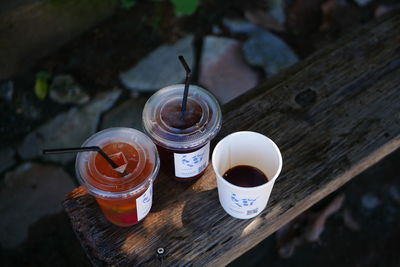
[212,131,283,219]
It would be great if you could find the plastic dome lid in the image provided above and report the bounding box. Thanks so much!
[142,84,222,149]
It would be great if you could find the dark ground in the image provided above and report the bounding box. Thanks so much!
[1,0,400,266]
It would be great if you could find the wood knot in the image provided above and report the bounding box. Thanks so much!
[295,89,317,108]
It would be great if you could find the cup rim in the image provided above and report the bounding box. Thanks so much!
[75,127,160,199]
[212,131,283,191]
[142,84,222,149]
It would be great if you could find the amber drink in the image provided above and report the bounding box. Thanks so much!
[75,128,159,227]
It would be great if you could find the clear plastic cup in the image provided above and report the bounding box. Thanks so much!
[212,131,282,219]
[142,84,222,181]
[75,127,159,227]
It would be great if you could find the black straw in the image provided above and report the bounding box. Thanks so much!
[43,146,119,169]
[178,55,192,114]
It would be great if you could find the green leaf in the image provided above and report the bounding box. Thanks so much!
[120,0,136,9]
[34,71,51,100]
[171,0,199,16]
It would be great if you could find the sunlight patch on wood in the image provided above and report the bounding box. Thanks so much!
[240,217,263,237]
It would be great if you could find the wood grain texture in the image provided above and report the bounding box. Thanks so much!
[64,11,400,266]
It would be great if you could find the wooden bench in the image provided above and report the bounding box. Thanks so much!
[63,11,400,266]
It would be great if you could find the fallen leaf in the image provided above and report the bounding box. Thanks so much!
[342,208,360,231]
[34,71,51,100]
[287,0,325,36]
[305,194,345,242]
[244,9,285,32]
[276,214,308,258]
[320,0,361,35]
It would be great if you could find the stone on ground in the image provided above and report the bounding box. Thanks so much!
[0,147,16,173]
[354,0,372,7]
[120,35,194,92]
[222,19,259,35]
[17,90,121,163]
[268,0,286,23]
[0,80,13,102]
[243,29,299,77]
[0,163,75,248]
[49,74,89,105]
[361,194,380,209]
[101,96,148,131]
[199,36,259,104]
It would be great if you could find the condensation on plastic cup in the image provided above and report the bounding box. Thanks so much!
[212,131,283,219]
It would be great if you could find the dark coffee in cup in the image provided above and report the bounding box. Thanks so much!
[223,165,268,187]
[143,84,222,181]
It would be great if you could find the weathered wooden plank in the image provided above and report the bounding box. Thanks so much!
[0,0,118,80]
[63,11,400,266]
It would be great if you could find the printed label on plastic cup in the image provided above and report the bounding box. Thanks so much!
[174,142,210,178]
[136,183,153,221]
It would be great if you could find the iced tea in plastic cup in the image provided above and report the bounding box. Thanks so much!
[142,84,222,181]
[75,128,159,227]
